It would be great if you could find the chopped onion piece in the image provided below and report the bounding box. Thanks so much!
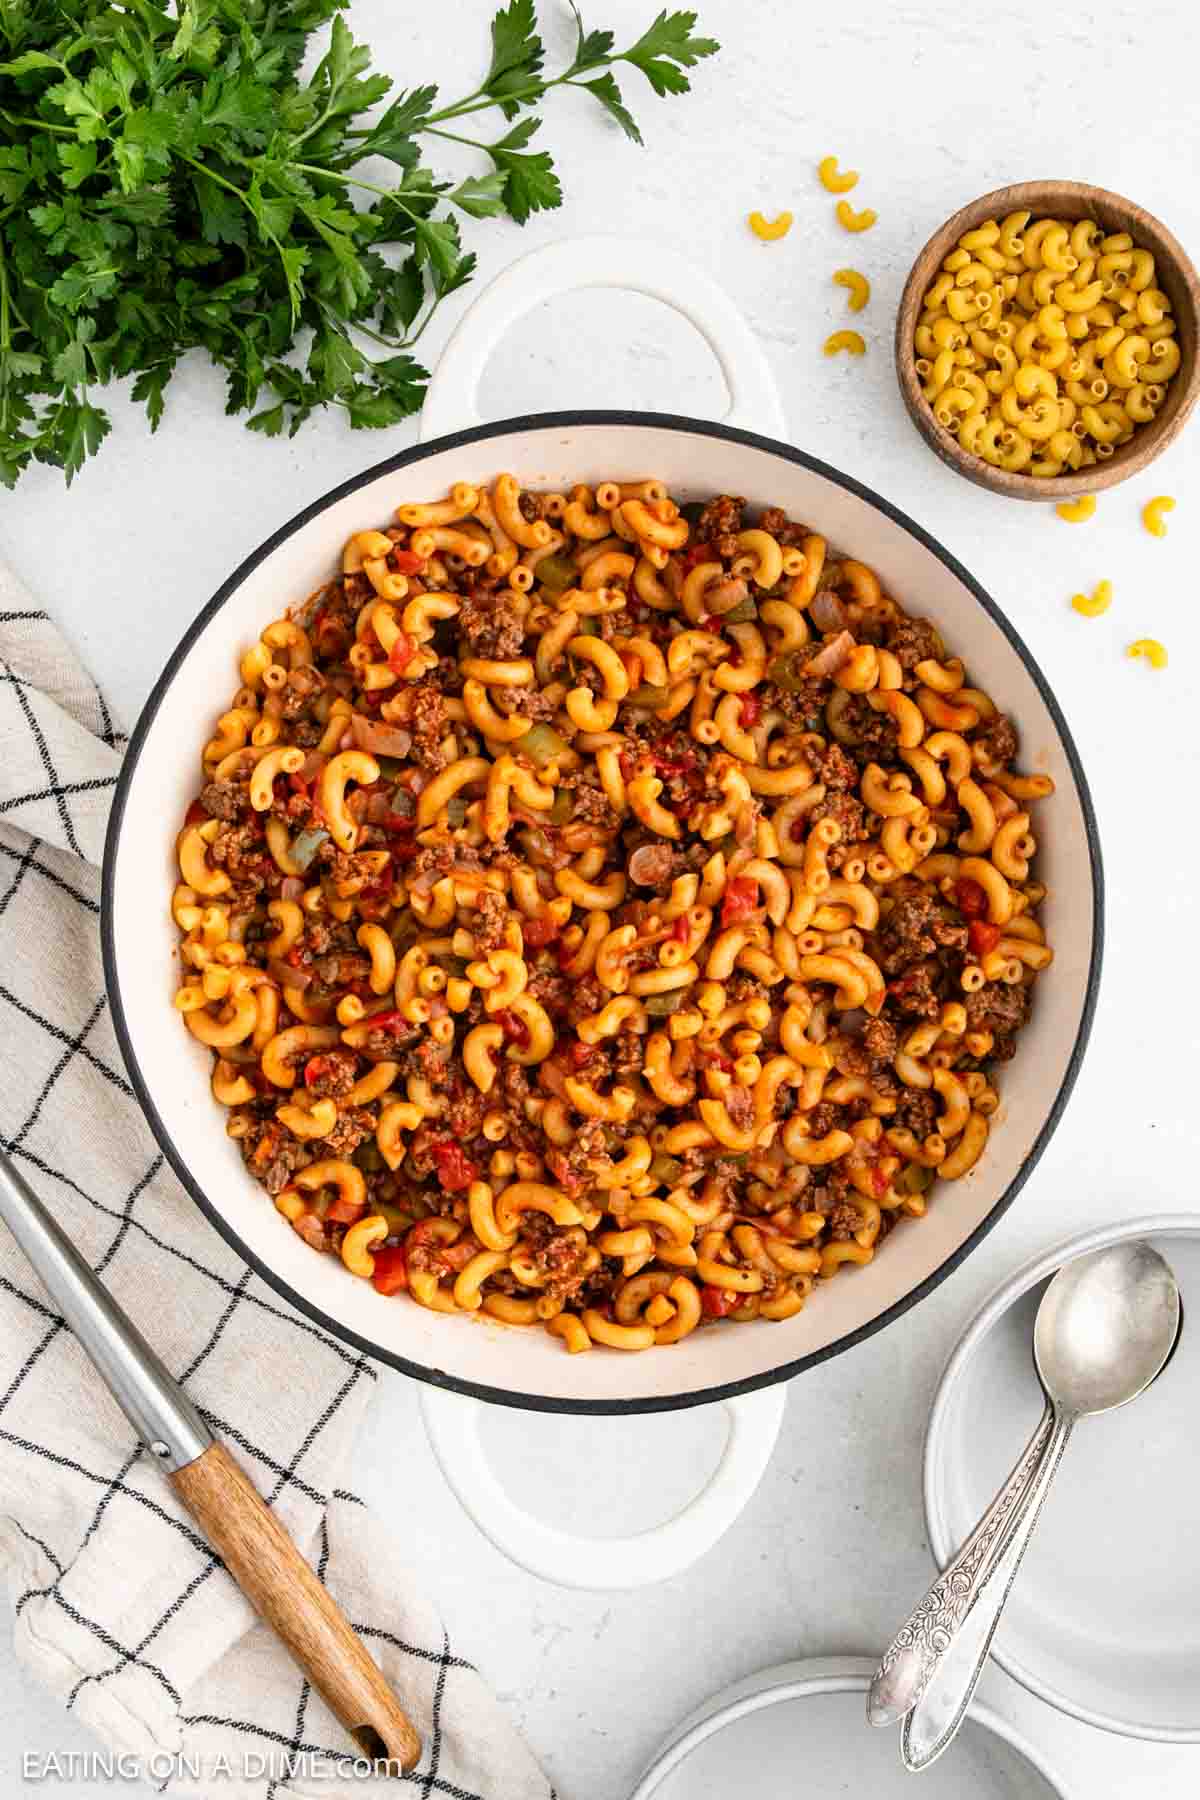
[804,629,855,677]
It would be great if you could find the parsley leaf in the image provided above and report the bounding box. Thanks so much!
[132,362,173,430]
[579,72,642,144]
[59,399,110,483]
[0,0,718,484]
[450,172,510,219]
[565,3,615,73]
[486,118,561,223]
[619,9,719,95]
[485,0,544,116]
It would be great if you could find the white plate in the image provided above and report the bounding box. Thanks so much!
[925,1214,1200,1741]
[632,1656,1071,1798]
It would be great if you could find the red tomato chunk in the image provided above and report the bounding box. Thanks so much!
[720,877,759,928]
[954,877,988,919]
[371,1245,409,1295]
[968,919,1001,955]
[431,1141,477,1192]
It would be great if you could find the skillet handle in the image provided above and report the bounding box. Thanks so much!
[418,234,785,442]
[418,1383,785,1590]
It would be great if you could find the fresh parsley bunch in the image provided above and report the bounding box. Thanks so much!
[0,0,718,486]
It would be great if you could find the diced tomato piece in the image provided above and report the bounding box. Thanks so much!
[954,877,988,919]
[388,631,417,674]
[968,919,1001,955]
[371,1245,409,1296]
[431,1140,477,1192]
[738,692,761,728]
[184,797,208,827]
[871,1166,889,1199]
[381,812,416,833]
[327,1195,365,1225]
[720,876,759,928]
[521,915,562,949]
[303,1054,329,1088]
[700,614,721,632]
[701,1284,739,1318]
[618,752,636,781]
[671,914,691,942]
[568,1040,596,1070]
[682,540,715,572]
[390,549,427,575]
[360,1008,404,1032]
[288,772,311,796]
[495,1008,531,1048]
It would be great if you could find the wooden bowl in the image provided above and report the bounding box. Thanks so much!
[896,180,1200,500]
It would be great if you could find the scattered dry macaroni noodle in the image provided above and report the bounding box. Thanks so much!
[174,474,1054,1355]
[833,269,870,313]
[818,156,858,193]
[749,211,793,241]
[1142,495,1175,537]
[1071,581,1112,618]
[1127,637,1168,669]
[1056,496,1096,523]
[915,214,1181,477]
[836,201,876,233]
[824,331,866,358]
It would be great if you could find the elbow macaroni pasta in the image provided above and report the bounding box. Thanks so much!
[818,156,858,194]
[915,213,1182,477]
[174,476,1054,1353]
[833,269,871,313]
[1141,495,1175,537]
[749,210,793,241]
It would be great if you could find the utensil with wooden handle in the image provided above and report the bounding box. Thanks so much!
[0,1145,420,1774]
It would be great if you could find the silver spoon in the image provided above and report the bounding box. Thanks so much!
[868,1240,1180,1767]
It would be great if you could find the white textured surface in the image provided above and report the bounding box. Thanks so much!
[2,0,1199,1794]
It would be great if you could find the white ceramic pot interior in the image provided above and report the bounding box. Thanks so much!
[106,420,1098,1408]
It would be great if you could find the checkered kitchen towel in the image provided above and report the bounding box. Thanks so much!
[0,557,554,1800]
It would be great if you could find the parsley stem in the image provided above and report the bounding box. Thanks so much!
[292,162,395,201]
[0,108,74,138]
[0,242,10,366]
[423,127,490,151]
[423,75,569,126]
[175,151,257,212]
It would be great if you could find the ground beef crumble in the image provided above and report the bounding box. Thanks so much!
[458,591,526,660]
[973,713,1018,767]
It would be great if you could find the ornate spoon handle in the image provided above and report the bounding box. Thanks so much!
[901,1404,1075,1769]
[867,1399,1055,1727]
